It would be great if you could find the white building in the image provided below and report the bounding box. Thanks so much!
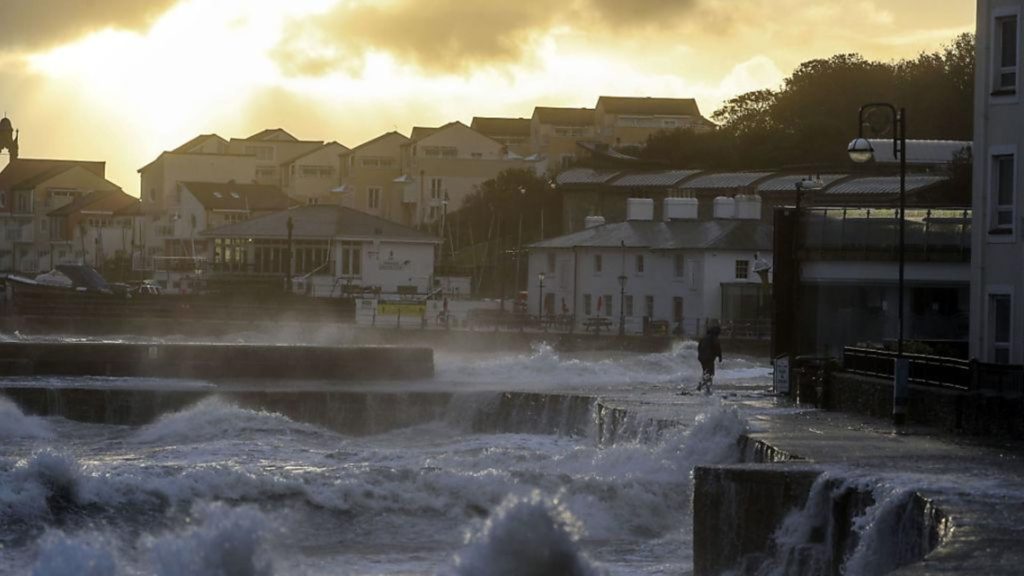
[972,0,1024,364]
[202,205,440,297]
[527,197,772,336]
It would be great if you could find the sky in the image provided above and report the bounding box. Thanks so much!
[0,0,974,196]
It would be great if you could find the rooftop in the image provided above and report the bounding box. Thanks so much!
[596,96,703,117]
[181,181,293,211]
[533,107,596,126]
[471,117,531,138]
[530,219,772,252]
[201,204,440,243]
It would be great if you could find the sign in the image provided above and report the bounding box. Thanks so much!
[773,355,790,395]
[378,302,425,316]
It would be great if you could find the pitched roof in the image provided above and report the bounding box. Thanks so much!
[0,159,106,191]
[530,219,771,251]
[47,189,138,217]
[171,134,226,154]
[245,128,298,141]
[349,131,410,153]
[410,126,440,142]
[533,107,595,126]
[555,168,622,185]
[596,96,702,117]
[756,174,849,192]
[824,175,948,195]
[278,141,350,166]
[471,117,531,138]
[866,139,970,165]
[181,181,293,211]
[201,204,440,243]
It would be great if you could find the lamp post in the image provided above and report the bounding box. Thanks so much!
[617,274,627,337]
[537,272,545,318]
[515,186,526,295]
[848,103,908,426]
[791,177,824,360]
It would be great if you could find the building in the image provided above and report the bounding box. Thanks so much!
[471,117,533,157]
[280,141,350,205]
[396,121,540,228]
[339,131,411,223]
[46,189,140,274]
[226,128,324,186]
[594,96,714,148]
[527,197,772,336]
[202,204,440,296]
[531,107,597,173]
[0,158,122,273]
[971,0,1024,364]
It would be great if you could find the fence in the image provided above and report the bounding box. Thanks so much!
[842,346,1024,395]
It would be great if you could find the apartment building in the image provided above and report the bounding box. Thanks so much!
[971,0,1024,363]
[470,117,533,157]
[339,131,410,223]
[281,141,349,205]
[226,128,323,186]
[531,107,597,173]
[46,188,140,272]
[0,158,122,273]
[595,96,713,148]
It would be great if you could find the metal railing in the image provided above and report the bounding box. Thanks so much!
[842,346,972,391]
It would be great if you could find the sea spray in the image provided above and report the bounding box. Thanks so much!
[0,397,54,440]
[444,491,607,576]
[149,503,275,576]
[134,397,328,445]
[31,531,118,576]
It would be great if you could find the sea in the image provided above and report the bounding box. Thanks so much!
[0,340,778,575]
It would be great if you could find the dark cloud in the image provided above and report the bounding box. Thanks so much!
[273,0,708,76]
[0,0,179,51]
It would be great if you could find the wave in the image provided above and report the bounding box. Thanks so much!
[134,397,331,445]
[443,490,607,576]
[0,397,54,440]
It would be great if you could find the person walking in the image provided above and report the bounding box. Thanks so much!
[696,325,722,394]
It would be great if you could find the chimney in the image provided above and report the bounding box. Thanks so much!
[626,198,655,221]
[713,196,736,219]
[584,215,606,229]
[663,197,698,221]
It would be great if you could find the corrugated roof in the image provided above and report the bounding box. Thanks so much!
[825,175,948,195]
[756,174,848,192]
[533,107,596,126]
[47,189,137,217]
[471,117,531,138]
[181,182,292,211]
[201,205,440,242]
[596,96,702,117]
[555,168,622,185]
[530,219,771,252]
[680,172,773,190]
[0,159,106,192]
[867,139,970,165]
[610,170,700,187]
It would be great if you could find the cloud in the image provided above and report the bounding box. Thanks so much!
[0,0,179,51]
[586,0,699,26]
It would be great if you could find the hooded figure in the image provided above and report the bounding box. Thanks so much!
[697,325,723,377]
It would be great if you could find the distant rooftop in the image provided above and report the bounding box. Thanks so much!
[531,219,771,252]
[597,96,703,117]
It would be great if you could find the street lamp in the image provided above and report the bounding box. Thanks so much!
[848,103,908,426]
[537,272,546,318]
[789,177,824,364]
[617,274,627,337]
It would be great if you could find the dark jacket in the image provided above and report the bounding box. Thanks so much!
[698,333,722,365]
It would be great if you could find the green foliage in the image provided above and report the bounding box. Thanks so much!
[642,33,975,170]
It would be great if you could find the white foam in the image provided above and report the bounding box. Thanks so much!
[0,397,54,440]
[148,503,275,576]
[31,532,118,576]
[134,397,329,445]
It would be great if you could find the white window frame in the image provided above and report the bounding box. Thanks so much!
[368,187,381,210]
[992,8,1021,99]
[988,145,1017,241]
[986,287,1014,364]
[735,259,750,280]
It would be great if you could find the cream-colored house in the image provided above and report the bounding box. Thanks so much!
[530,107,597,174]
[0,158,122,273]
[46,189,140,272]
[398,121,540,228]
[339,131,410,223]
[226,129,324,186]
[594,96,713,148]
[471,117,534,157]
[138,134,258,263]
[281,141,349,206]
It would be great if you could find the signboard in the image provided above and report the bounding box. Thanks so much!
[378,302,426,316]
[773,355,790,395]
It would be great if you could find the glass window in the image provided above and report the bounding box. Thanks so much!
[996,15,1019,93]
[547,252,556,274]
[644,295,654,318]
[635,254,644,274]
[992,154,1015,232]
[624,295,634,317]
[368,187,381,210]
[583,293,592,316]
[735,260,750,279]
[340,241,361,276]
[604,294,613,318]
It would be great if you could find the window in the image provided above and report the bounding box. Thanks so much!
[635,254,644,274]
[368,187,381,210]
[735,259,750,279]
[430,178,443,200]
[644,295,654,318]
[624,295,634,317]
[423,146,457,158]
[991,294,1012,364]
[301,165,334,178]
[995,14,1019,94]
[594,254,603,273]
[992,154,1015,233]
[583,294,592,316]
[244,145,274,161]
[340,241,361,276]
[360,156,396,168]
[674,254,685,278]
[604,294,613,318]
[547,252,556,274]
[16,191,30,213]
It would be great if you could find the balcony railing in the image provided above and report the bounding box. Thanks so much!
[799,209,970,262]
[841,347,1024,396]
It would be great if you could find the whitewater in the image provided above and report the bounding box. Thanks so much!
[0,342,776,575]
